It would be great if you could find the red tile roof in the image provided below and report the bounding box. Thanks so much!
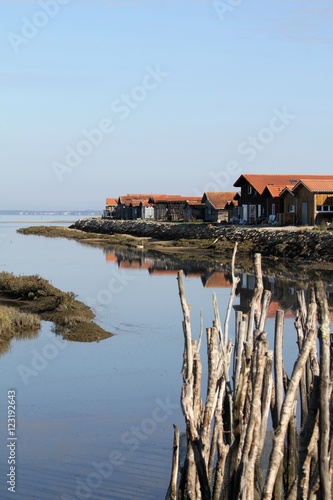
[262,184,289,198]
[234,174,333,195]
[294,179,333,193]
[106,198,118,206]
[118,194,163,206]
[202,192,238,210]
[118,194,187,206]
[149,195,198,204]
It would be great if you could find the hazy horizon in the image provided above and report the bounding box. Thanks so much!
[2,0,332,210]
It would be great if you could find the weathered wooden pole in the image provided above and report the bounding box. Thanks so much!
[274,309,285,423]
[263,326,317,499]
[315,280,332,499]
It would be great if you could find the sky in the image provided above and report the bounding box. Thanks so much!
[1,0,332,210]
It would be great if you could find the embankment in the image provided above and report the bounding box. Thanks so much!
[70,219,333,263]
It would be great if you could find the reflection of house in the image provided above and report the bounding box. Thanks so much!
[201,271,233,288]
[201,192,239,223]
[234,174,333,225]
[280,179,333,226]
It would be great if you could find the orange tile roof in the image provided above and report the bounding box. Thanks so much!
[294,179,333,193]
[118,194,158,206]
[234,174,333,195]
[203,192,238,210]
[106,197,118,206]
[150,195,197,203]
[262,184,290,197]
[118,194,186,206]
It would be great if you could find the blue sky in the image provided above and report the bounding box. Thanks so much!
[1,0,332,210]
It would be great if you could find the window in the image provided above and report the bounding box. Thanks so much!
[247,185,252,194]
[289,205,295,213]
[317,205,333,212]
[271,204,276,216]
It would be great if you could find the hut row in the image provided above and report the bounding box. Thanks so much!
[102,192,239,223]
[103,174,333,225]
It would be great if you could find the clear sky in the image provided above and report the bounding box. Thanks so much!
[1,0,332,210]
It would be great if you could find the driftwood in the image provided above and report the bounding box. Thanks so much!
[167,250,333,500]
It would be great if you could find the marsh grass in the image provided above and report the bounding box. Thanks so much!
[0,271,57,300]
[0,271,112,343]
[0,305,40,340]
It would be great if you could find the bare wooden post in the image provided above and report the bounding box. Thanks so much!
[224,242,240,344]
[234,313,247,394]
[170,257,332,500]
[297,375,320,499]
[263,326,317,499]
[274,309,285,423]
[315,280,332,499]
[178,270,193,381]
[237,333,269,499]
[286,401,298,495]
[258,289,272,333]
[247,253,264,345]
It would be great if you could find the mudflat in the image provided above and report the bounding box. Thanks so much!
[0,272,112,346]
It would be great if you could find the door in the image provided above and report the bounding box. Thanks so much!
[302,202,308,225]
[249,205,256,223]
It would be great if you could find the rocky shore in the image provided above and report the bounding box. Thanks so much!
[70,218,333,263]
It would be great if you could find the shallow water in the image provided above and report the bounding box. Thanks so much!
[0,216,329,499]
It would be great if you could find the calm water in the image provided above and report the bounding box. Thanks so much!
[0,216,330,499]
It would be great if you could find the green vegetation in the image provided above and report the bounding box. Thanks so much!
[0,305,40,355]
[17,225,148,248]
[0,272,112,344]
[17,225,109,239]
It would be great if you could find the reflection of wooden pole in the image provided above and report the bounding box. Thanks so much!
[169,425,180,500]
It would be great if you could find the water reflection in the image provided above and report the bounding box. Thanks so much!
[104,246,333,321]
[0,328,40,357]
